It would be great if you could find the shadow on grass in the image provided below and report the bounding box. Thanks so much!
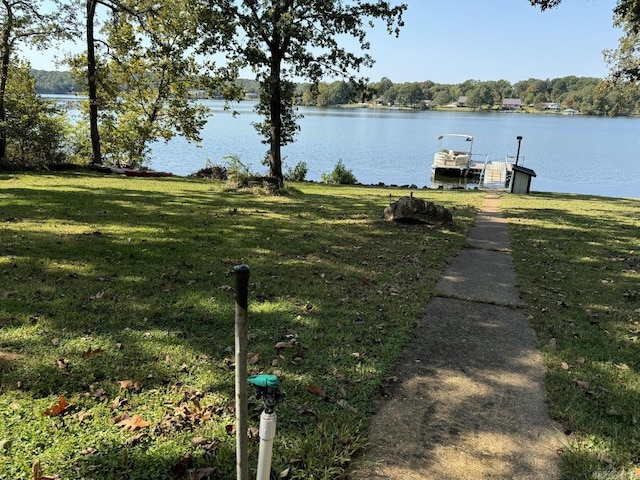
[0,173,483,479]
[503,192,640,477]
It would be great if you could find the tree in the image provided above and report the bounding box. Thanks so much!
[394,82,423,107]
[71,0,239,168]
[315,80,353,106]
[3,61,68,167]
[0,0,72,165]
[467,83,494,109]
[374,76,394,97]
[213,0,406,186]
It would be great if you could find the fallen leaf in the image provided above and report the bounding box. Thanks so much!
[124,433,147,445]
[337,399,357,412]
[279,467,291,478]
[82,347,104,359]
[111,413,130,424]
[600,453,613,465]
[306,385,328,400]
[32,460,41,480]
[118,379,140,391]
[115,413,151,431]
[42,394,70,417]
[109,396,127,409]
[608,407,622,417]
[247,353,260,365]
[170,452,193,478]
[76,411,91,423]
[561,362,569,370]
[56,358,70,370]
[90,387,107,401]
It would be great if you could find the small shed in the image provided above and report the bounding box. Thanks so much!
[509,165,537,194]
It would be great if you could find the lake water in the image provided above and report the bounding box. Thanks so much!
[147,100,638,199]
[88,98,637,199]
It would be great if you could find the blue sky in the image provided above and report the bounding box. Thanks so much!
[361,0,621,83]
[24,0,621,84]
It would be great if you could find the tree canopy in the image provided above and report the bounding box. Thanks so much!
[209,0,406,185]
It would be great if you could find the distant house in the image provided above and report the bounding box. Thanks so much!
[542,102,561,111]
[456,96,468,107]
[502,98,522,110]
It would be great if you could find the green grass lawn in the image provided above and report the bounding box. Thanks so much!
[0,172,483,479]
[2,173,639,479]
[502,192,640,479]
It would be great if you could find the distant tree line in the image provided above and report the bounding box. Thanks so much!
[33,69,635,116]
[294,76,637,116]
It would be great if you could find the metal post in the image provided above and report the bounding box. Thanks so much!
[234,265,250,480]
[515,136,523,166]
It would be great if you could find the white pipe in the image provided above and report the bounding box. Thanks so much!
[256,411,277,480]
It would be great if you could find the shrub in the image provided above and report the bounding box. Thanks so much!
[284,161,308,182]
[321,160,357,184]
[224,154,252,184]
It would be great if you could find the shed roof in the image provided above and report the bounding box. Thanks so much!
[512,165,536,177]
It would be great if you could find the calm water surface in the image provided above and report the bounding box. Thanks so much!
[142,100,638,199]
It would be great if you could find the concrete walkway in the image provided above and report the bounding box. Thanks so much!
[350,192,563,480]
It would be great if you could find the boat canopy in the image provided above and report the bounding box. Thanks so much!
[437,134,473,142]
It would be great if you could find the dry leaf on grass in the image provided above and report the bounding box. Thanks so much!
[247,353,260,365]
[114,413,152,431]
[306,385,328,400]
[42,395,70,417]
[118,379,140,391]
[31,459,60,480]
[82,347,104,359]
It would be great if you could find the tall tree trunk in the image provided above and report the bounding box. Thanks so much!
[268,21,283,186]
[268,61,283,185]
[0,0,13,164]
[87,0,102,165]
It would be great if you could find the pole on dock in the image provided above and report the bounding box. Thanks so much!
[515,136,523,166]
[234,265,250,480]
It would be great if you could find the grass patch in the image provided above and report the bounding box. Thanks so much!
[0,172,483,479]
[502,192,640,479]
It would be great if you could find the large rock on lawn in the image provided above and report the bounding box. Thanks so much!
[384,195,453,225]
